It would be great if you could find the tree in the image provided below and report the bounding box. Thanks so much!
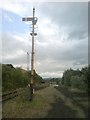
[62,69,73,86]
[2,64,44,92]
[61,66,88,91]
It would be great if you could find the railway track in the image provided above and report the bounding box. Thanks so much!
[1,85,47,102]
[2,88,23,102]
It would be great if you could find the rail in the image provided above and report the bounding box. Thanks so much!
[2,88,22,102]
[2,84,48,102]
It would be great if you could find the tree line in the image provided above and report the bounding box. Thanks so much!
[2,64,43,92]
[2,64,89,92]
[61,65,89,91]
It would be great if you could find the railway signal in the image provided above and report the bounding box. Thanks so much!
[22,8,38,101]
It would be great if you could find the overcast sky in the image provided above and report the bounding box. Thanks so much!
[0,0,88,78]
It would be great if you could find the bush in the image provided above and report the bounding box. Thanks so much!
[61,66,88,91]
[70,75,87,91]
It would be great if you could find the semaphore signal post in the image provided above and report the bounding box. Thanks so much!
[22,8,38,101]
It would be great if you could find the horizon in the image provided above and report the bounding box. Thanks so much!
[1,63,88,79]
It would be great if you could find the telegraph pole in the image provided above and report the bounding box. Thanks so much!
[30,7,35,101]
[31,7,35,88]
[22,8,37,101]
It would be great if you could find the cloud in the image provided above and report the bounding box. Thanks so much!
[0,2,25,16]
[38,3,88,40]
[1,2,88,78]
[0,1,42,17]
[2,32,32,69]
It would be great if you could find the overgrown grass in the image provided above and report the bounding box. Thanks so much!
[2,87,54,118]
[2,86,88,118]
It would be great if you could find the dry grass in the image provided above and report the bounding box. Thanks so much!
[2,87,56,118]
[2,86,88,118]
